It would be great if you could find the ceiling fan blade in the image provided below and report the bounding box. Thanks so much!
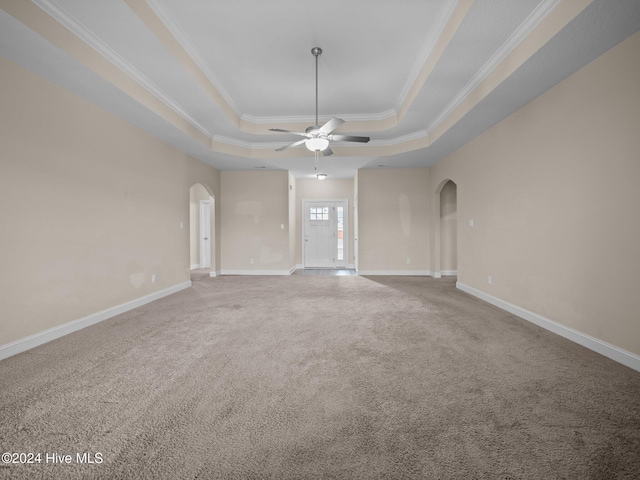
[329,134,370,143]
[322,146,334,157]
[319,117,345,135]
[276,138,307,152]
[269,128,309,137]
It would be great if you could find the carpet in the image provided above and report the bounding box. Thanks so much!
[1,275,639,479]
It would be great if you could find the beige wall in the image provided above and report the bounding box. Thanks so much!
[357,168,431,273]
[295,178,355,267]
[0,56,220,346]
[220,171,291,274]
[430,31,640,355]
[2,28,638,364]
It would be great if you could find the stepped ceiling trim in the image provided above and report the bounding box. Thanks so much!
[3,0,637,178]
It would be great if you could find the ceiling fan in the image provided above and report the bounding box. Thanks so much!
[269,47,370,156]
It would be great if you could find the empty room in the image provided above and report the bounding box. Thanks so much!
[1,0,639,478]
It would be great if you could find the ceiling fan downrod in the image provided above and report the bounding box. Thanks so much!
[268,47,370,156]
[311,47,322,128]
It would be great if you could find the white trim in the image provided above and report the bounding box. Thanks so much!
[427,0,563,135]
[395,0,459,112]
[212,134,262,149]
[220,270,292,276]
[367,130,428,148]
[209,271,219,278]
[302,199,349,269]
[214,130,429,151]
[456,282,640,373]
[146,0,241,117]
[190,264,200,270]
[32,0,212,139]
[241,110,397,125]
[358,270,434,276]
[0,281,192,361]
[199,199,211,269]
[441,270,458,276]
[293,265,356,273]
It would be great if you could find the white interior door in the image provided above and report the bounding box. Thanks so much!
[303,200,347,268]
[199,200,211,268]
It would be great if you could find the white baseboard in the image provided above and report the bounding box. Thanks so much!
[0,281,192,362]
[295,264,355,271]
[358,270,434,276]
[209,270,220,278]
[456,282,640,373]
[190,264,200,270]
[220,269,292,276]
[441,270,458,276]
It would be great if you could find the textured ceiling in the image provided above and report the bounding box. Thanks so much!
[1,0,639,179]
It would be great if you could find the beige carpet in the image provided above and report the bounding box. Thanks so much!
[1,275,639,479]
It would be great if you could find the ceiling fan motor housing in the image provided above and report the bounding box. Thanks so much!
[269,46,370,155]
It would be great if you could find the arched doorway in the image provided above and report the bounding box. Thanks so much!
[189,183,216,278]
[433,179,458,278]
[439,180,457,276]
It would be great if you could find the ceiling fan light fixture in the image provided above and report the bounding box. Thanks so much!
[317,173,328,180]
[305,137,329,152]
[270,47,370,158]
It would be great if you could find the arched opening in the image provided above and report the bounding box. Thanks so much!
[433,179,458,279]
[439,180,457,277]
[189,183,215,280]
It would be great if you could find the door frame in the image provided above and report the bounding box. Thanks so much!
[302,199,348,268]
[199,199,211,268]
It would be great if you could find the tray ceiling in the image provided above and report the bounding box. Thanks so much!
[1,0,639,178]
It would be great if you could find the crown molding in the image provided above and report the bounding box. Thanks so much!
[212,135,280,150]
[212,129,429,152]
[395,0,459,113]
[240,109,398,126]
[26,0,571,161]
[212,135,252,149]
[367,130,428,148]
[426,0,564,134]
[147,0,448,128]
[146,0,242,118]
[32,0,212,138]
[212,135,307,152]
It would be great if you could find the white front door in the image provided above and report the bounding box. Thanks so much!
[199,200,211,268]
[303,200,347,268]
